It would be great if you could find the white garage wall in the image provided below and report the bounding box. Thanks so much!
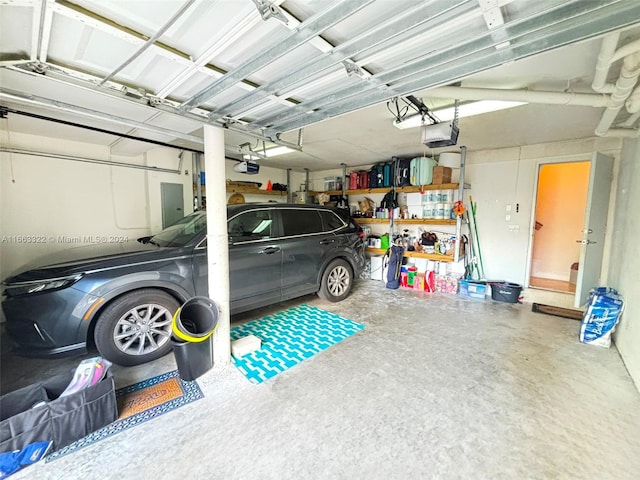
[0,132,193,282]
[609,138,640,390]
[0,131,307,285]
[145,148,195,234]
[465,137,622,284]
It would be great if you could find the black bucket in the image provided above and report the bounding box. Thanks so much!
[489,282,522,303]
[171,297,220,381]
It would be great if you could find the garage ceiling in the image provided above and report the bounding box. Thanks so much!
[1,0,640,170]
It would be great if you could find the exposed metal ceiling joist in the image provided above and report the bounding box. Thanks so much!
[261,0,640,135]
[2,0,639,165]
[179,0,375,112]
[99,0,197,86]
[0,88,205,145]
[30,0,43,61]
[37,1,53,62]
[208,0,477,122]
[155,10,267,100]
[48,0,256,95]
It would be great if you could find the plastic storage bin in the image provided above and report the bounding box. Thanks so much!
[459,280,488,299]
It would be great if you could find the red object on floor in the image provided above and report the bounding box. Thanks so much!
[425,271,435,292]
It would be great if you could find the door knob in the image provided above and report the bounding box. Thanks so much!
[576,239,597,245]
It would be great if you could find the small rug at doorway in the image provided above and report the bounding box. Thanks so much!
[231,304,364,384]
[532,303,584,321]
[46,370,203,462]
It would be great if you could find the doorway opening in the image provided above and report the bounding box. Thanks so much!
[529,161,591,294]
[161,182,184,229]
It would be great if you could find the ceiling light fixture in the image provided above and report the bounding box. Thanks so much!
[393,100,526,129]
[242,145,295,160]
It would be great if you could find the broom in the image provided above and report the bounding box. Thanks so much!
[469,196,485,279]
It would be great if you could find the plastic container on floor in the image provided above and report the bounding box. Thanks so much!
[489,282,522,303]
[172,297,220,381]
[459,279,488,299]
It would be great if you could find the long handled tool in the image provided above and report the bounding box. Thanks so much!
[463,211,479,280]
[469,196,485,279]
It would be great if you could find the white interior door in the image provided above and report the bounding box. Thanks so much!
[574,152,614,307]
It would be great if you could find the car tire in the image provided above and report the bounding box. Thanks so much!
[94,289,180,366]
[318,259,353,302]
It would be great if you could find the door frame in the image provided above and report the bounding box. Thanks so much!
[160,182,185,229]
[524,155,594,290]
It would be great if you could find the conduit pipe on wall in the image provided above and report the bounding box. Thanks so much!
[0,147,182,174]
[610,38,640,64]
[592,32,621,94]
[424,86,614,107]
[620,110,640,128]
[594,52,640,136]
[605,128,640,138]
[625,85,640,113]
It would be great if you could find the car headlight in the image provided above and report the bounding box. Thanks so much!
[3,274,84,297]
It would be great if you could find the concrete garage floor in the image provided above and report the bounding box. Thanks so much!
[3,279,640,480]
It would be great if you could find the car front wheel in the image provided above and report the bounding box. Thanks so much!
[94,289,179,366]
[318,259,353,302]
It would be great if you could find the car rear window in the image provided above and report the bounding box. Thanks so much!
[319,210,345,231]
[281,209,324,236]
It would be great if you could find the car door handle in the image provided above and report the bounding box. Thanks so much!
[260,246,281,254]
[319,239,335,245]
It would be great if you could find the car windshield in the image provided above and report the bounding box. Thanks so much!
[149,212,207,247]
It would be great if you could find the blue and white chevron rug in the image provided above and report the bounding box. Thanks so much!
[231,304,365,384]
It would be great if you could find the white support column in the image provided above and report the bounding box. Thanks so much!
[203,124,230,366]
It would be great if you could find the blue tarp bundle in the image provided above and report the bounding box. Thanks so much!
[579,287,624,348]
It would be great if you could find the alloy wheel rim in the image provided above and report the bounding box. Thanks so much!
[113,303,172,356]
[327,265,350,296]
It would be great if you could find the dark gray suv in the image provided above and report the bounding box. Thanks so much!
[2,204,365,366]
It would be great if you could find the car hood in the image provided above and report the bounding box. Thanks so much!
[4,240,181,283]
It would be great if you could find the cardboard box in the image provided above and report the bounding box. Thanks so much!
[432,166,452,184]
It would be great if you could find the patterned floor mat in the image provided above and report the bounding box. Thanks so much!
[231,304,364,384]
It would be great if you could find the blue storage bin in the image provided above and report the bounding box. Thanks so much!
[459,280,487,299]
